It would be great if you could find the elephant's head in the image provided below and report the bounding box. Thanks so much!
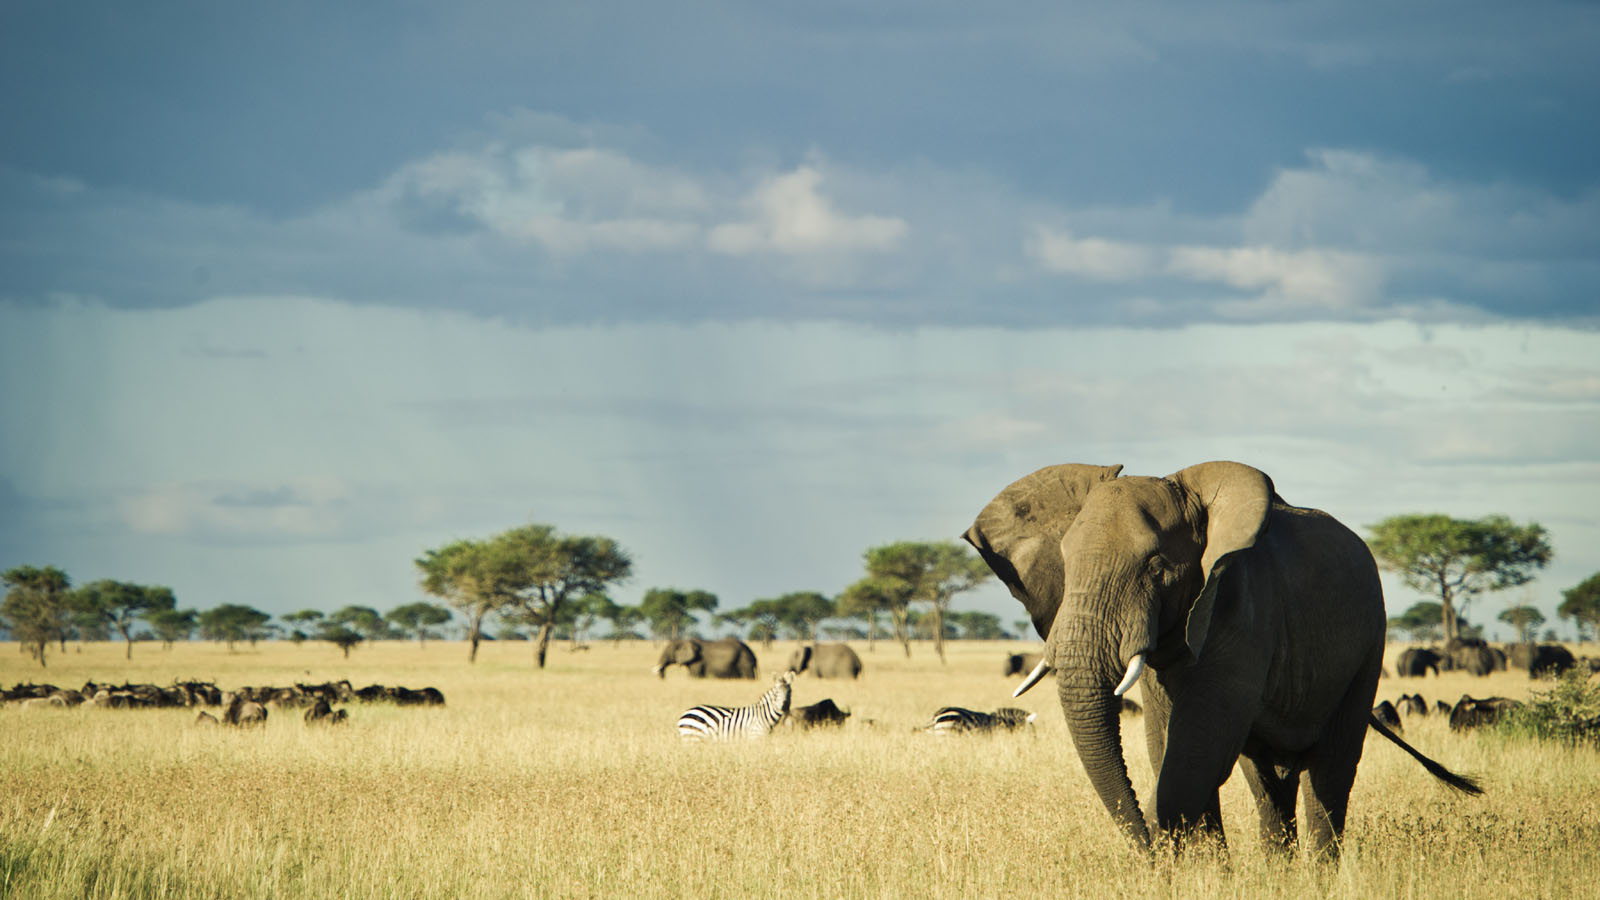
[963,461,1273,845]
[788,645,813,674]
[653,639,701,678]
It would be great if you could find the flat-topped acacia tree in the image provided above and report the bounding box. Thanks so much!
[1367,514,1552,643]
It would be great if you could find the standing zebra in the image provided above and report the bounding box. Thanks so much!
[922,706,1036,735]
[677,671,795,741]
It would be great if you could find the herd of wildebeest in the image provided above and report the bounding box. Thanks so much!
[2,636,1594,738]
[0,677,445,727]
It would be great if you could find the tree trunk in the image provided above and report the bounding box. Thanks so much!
[535,622,553,668]
[124,634,134,660]
[468,624,481,664]
[932,603,947,664]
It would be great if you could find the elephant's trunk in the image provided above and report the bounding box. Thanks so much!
[1053,628,1150,849]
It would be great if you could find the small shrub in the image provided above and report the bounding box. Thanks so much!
[1497,670,1600,748]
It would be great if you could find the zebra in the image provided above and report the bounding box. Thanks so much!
[922,706,1036,735]
[676,671,795,741]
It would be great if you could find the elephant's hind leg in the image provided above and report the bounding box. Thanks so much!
[1300,666,1382,863]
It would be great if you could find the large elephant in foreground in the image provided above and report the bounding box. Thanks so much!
[787,643,863,679]
[964,461,1480,861]
[653,638,758,679]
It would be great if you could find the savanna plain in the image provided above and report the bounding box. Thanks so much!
[2,639,1597,900]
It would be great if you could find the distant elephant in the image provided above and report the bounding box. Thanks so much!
[653,638,758,679]
[1396,648,1442,677]
[964,461,1480,861]
[1452,646,1497,677]
[1003,651,1044,678]
[1516,640,1580,675]
[787,643,863,679]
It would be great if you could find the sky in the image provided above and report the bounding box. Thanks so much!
[2,2,1598,640]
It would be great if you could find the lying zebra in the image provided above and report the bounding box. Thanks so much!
[922,706,1036,735]
[677,671,795,741]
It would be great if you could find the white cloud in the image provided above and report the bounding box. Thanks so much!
[1167,245,1386,311]
[1025,226,1155,281]
[708,166,908,255]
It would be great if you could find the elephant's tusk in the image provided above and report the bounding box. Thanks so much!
[651,665,664,677]
[1012,659,1053,698]
[1113,654,1145,697]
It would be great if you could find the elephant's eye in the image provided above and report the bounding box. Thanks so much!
[1147,555,1179,584]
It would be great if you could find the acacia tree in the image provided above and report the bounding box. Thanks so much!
[860,541,991,663]
[1,565,74,667]
[319,624,364,658]
[416,539,504,663]
[1559,572,1600,644]
[281,609,325,643]
[75,580,176,660]
[838,574,915,657]
[147,607,197,649]
[328,605,390,640]
[773,591,833,643]
[1387,601,1443,642]
[1498,604,1546,644]
[495,525,633,668]
[1367,514,1552,642]
[835,583,889,651]
[639,588,718,642]
[386,602,452,646]
[197,604,271,652]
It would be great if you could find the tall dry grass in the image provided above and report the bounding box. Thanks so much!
[1,639,1596,899]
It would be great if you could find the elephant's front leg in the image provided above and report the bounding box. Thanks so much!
[1154,693,1256,853]
[1238,744,1300,855]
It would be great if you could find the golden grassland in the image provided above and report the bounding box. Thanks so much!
[2,639,1597,900]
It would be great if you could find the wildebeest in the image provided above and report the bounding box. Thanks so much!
[1372,700,1403,732]
[1448,695,1523,732]
[785,698,851,730]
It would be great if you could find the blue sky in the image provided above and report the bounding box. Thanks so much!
[2,3,1597,638]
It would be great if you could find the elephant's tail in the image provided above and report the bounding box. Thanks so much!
[1367,714,1484,795]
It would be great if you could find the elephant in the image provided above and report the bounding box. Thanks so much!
[653,637,758,679]
[1513,643,1576,679]
[787,643,863,679]
[964,461,1480,861]
[1396,648,1442,678]
[1003,651,1045,678]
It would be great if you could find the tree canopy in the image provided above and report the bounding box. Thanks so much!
[1387,601,1444,642]
[1367,514,1552,642]
[1,565,73,667]
[1559,571,1600,643]
[416,524,633,665]
[857,541,990,662]
[639,588,718,641]
[1498,604,1546,644]
[73,580,176,660]
[197,604,272,651]
[386,602,452,646]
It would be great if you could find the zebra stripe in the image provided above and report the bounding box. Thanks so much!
[923,706,1036,735]
[677,671,795,741]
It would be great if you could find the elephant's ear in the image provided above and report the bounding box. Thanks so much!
[963,463,1124,637]
[673,641,698,665]
[1168,461,1274,661]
